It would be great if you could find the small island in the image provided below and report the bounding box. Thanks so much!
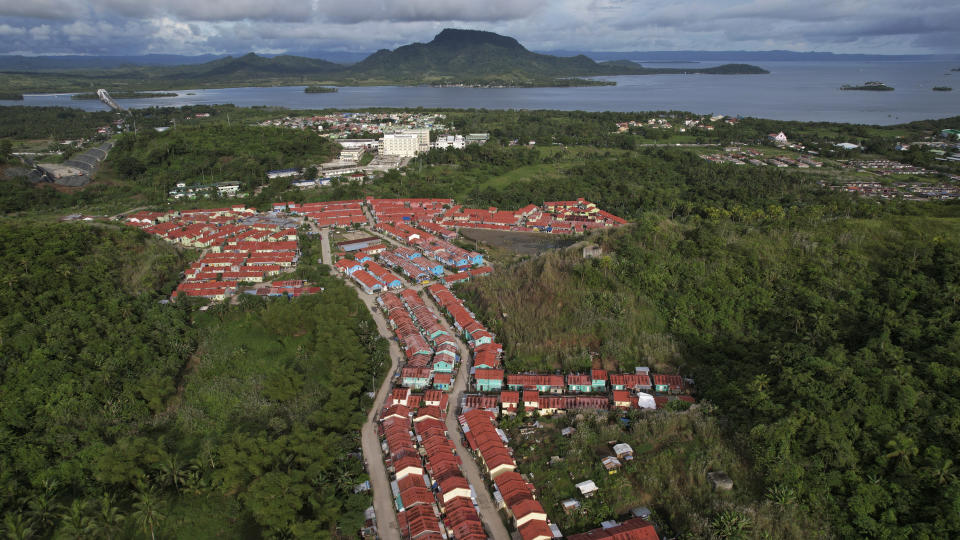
[933,86,952,91]
[304,86,338,93]
[72,91,177,100]
[0,92,24,100]
[841,81,894,91]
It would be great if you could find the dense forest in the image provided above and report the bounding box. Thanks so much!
[109,124,340,199]
[0,223,388,538]
[458,206,960,538]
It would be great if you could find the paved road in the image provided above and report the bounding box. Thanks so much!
[347,215,509,538]
[325,227,402,540]
[419,290,511,540]
[320,227,333,266]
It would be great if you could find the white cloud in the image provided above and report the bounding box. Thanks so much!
[29,24,52,40]
[0,23,26,36]
[0,0,958,55]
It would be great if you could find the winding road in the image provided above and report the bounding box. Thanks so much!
[324,226,403,540]
[327,222,509,539]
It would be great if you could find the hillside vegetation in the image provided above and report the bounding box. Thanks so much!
[0,223,389,538]
[459,213,960,538]
[109,124,340,198]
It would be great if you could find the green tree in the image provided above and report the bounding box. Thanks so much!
[58,499,95,539]
[2,513,36,540]
[131,486,165,540]
[93,494,125,540]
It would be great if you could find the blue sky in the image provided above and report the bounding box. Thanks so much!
[0,0,958,56]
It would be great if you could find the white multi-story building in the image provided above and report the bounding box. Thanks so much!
[378,133,422,157]
[433,135,465,150]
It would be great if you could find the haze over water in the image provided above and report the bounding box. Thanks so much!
[7,61,959,125]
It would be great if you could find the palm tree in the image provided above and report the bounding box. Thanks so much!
[154,453,186,492]
[94,493,125,540]
[924,458,956,486]
[131,487,166,540]
[3,513,36,540]
[884,434,919,467]
[59,499,95,539]
[26,491,62,533]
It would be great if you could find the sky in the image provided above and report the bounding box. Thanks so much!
[0,0,958,56]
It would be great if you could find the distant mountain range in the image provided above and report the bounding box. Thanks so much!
[0,29,771,93]
[2,43,954,74]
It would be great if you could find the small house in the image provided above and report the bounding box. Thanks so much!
[613,443,634,460]
[433,372,452,391]
[500,391,520,414]
[475,369,504,392]
[613,390,633,409]
[567,373,592,393]
[561,499,581,514]
[523,390,540,411]
[601,456,622,474]
[431,358,454,374]
[590,369,608,391]
[575,480,598,498]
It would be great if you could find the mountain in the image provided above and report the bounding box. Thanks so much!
[343,29,767,83]
[159,53,344,80]
[0,29,768,93]
[345,29,609,83]
[0,54,225,71]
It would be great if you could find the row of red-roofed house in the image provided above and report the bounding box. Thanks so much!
[273,199,367,228]
[378,248,445,283]
[365,197,627,235]
[426,284,502,371]
[335,258,405,294]
[459,409,557,540]
[367,198,453,225]
[375,221,484,270]
[379,385,487,538]
[125,207,306,301]
[378,290,460,390]
[248,280,324,298]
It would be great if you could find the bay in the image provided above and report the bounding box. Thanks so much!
[3,61,958,125]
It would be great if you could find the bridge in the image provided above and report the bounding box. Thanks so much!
[97,89,124,112]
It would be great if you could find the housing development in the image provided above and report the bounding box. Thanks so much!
[228,194,686,539]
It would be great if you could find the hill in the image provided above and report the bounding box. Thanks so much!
[158,53,344,81]
[0,29,767,92]
[343,29,767,84]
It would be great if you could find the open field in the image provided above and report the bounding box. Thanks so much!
[461,227,578,255]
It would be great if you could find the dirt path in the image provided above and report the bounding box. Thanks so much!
[327,227,402,540]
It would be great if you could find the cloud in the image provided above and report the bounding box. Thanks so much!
[314,0,546,24]
[0,0,957,55]
[0,23,26,36]
[98,0,315,22]
[0,0,79,20]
